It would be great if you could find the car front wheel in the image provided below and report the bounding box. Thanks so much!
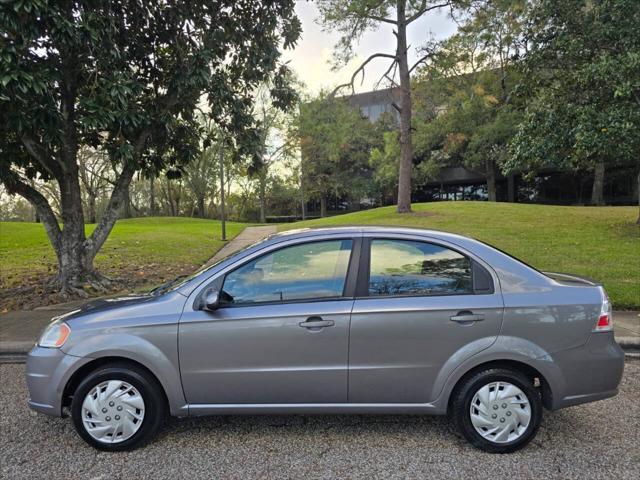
[71,362,166,451]
[451,367,542,453]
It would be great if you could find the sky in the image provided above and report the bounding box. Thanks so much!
[282,1,459,95]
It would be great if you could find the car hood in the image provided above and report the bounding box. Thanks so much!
[58,294,163,325]
[80,294,157,311]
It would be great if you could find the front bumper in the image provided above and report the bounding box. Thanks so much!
[25,346,86,417]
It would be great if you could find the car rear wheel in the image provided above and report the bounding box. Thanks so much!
[71,362,166,451]
[451,367,542,453]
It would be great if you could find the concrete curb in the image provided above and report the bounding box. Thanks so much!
[0,341,35,351]
[0,353,27,364]
[616,336,640,351]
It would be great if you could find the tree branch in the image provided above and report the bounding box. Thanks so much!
[20,134,65,180]
[85,161,136,258]
[406,1,451,25]
[3,174,62,253]
[375,59,399,90]
[358,0,397,24]
[409,52,435,74]
[364,13,396,24]
[332,53,398,97]
[86,128,152,257]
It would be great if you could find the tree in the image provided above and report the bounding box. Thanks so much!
[507,0,640,209]
[0,1,301,294]
[317,0,455,213]
[414,67,523,201]
[370,114,440,203]
[412,1,528,201]
[182,147,219,219]
[181,116,222,219]
[251,82,298,223]
[295,92,375,217]
[77,147,111,224]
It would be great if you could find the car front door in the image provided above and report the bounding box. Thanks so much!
[179,236,359,405]
[348,235,503,404]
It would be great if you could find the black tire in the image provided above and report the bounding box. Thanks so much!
[451,367,542,454]
[71,362,167,451]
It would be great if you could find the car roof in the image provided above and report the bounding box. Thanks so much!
[263,226,472,245]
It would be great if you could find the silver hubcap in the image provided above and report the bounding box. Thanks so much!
[469,381,531,444]
[81,380,145,444]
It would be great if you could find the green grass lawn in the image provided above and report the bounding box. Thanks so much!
[283,202,640,309]
[0,217,248,295]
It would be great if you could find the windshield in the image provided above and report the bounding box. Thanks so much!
[153,236,273,294]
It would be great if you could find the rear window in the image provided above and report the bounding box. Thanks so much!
[475,239,543,275]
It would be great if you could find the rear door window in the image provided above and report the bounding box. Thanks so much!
[368,239,473,296]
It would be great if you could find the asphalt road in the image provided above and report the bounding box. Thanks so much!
[1,361,639,480]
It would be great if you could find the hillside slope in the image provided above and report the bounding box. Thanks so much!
[284,202,639,308]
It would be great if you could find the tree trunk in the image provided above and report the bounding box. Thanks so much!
[219,141,226,241]
[55,211,92,288]
[87,193,97,224]
[636,170,639,225]
[122,186,132,218]
[320,195,327,218]
[149,177,156,216]
[507,174,516,203]
[197,195,206,218]
[13,119,146,294]
[300,166,306,220]
[395,0,413,213]
[167,181,176,216]
[486,159,497,202]
[591,160,605,205]
[259,170,267,223]
[11,160,132,294]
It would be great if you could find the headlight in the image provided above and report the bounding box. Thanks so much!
[38,321,71,348]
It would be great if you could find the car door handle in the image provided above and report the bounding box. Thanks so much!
[299,318,335,328]
[450,312,485,322]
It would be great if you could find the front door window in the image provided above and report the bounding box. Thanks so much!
[221,239,353,304]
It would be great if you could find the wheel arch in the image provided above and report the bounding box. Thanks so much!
[62,331,187,416]
[446,359,553,413]
[62,356,171,413]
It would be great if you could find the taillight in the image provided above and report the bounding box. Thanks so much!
[593,288,613,332]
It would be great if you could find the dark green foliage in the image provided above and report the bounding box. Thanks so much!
[0,0,300,290]
[296,92,378,215]
[508,0,640,204]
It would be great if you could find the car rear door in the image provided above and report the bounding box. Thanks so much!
[179,235,361,405]
[348,234,503,404]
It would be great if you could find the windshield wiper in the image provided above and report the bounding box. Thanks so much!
[150,274,189,295]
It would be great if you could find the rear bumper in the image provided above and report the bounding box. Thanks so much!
[544,332,625,410]
[25,346,86,417]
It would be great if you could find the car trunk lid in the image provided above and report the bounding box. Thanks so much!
[542,271,602,287]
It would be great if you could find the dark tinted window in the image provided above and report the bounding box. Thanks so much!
[221,240,352,304]
[368,239,472,296]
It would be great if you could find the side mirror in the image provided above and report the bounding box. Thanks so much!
[203,290,220,311]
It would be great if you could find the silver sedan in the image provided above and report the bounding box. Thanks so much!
[26,227,624,453]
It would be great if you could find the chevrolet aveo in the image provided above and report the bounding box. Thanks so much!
[26,227,624,453]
